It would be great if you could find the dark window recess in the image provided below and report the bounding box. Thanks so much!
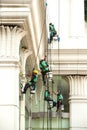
[85,0,87,21]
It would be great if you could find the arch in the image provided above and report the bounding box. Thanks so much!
[53,75,69,112]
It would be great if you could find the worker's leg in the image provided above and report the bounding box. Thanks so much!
[22,83,30,93]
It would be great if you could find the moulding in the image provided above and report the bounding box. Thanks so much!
[48,49,87,75]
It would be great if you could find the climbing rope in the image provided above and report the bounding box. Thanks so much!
[56,0,63,130]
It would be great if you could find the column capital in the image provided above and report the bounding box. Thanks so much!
[0,25,26,61]
[67,75,87,99]
[68,75,87,130]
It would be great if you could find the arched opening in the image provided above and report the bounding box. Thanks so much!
[52,75,69,113]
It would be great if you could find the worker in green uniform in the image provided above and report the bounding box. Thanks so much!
[53,90,63,111]
[44,90,56,109]
[49,23,57,43]
[57,90,63,111]
[39,56,50,85]
[22,69,38,94]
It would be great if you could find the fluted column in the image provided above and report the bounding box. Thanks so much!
[68,75,87,130]
[0,26,26,59]
[0,26,26,130]
[20,48,32,130]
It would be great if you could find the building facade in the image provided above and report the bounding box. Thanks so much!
[0,0,87,130]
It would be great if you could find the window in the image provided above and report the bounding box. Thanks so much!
[85,0,87,21]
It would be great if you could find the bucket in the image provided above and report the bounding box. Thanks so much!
[61,104,64,111]
[49,101,53,108]
[47,71,53,81]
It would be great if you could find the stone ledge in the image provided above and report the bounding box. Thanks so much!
[32,112,69,119]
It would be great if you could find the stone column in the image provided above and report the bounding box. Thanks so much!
[29,94,33,130]
[70,0,85,37]
[0,26,26,130]
[68,75,87,130]
[20,48,32,130]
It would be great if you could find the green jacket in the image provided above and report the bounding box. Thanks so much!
[39,60,49,72]
[44,90,50,98]
[49,24,55,31]
[29,74,38,84]
[57,94,63,101]
[49,24,57,37]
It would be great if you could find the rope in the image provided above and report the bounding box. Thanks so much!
[47,102,49,130]
[56,0,63,130]
[49,108,52,130]
[45,1,55,130]
[49,41,52,71]
[42,9,49,125]
[42,98,45,130]
[57,0,60,91]
[29,94,32,130]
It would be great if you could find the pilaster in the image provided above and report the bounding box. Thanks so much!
[0,25,26,130]
[19,47,32,130]
[68,75,87,130]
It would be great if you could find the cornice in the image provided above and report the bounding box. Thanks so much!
[48,49,87,75]
[0,0,32,5]
[69,96,87,102]
[48,49,87,63]
[0,4,31,26]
